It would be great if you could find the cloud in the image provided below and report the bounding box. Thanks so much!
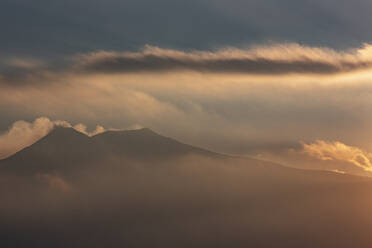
[2,0,372,58]
[329,169,346,174]
[4,57,45,70]
[302,140,372,172]
[0,56,53,87]
[0,117,54,159]
[3,43,372,88]
[76,43,372,75]
[73,123,105,137]
[0,117,106,159]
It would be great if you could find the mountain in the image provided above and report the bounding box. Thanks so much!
[0,127,221,175]
[0,126,365,184]
[92,127,220,160]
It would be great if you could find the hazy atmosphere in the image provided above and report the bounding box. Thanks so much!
[2,0,372,247]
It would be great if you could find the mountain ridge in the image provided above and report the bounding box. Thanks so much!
[0,126,222,175]
[0,126,369,184]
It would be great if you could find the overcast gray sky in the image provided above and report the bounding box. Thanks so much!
[1,0,372,57]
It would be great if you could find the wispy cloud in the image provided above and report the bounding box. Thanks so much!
[76,43,372,75]
[302,140,372,172]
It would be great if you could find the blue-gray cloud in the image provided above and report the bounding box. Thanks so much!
[2,0,372,59]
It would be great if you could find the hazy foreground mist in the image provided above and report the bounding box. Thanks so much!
[1,128,372,247]
[2,155,372,247]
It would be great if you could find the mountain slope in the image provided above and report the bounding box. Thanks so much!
[92,128,220,160]
[0,127,221,175]
[0,126,367,185]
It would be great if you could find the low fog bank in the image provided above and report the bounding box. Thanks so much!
[1,155,372,248]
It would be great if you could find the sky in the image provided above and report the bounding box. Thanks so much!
[1,0,372,176]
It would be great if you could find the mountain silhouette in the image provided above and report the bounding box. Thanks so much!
[0,127,221,175]
[0,126,364,184]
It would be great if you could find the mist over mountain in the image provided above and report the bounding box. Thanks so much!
[1,127,372,247]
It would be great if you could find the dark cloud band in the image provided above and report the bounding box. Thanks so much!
[77,45,372,75]
[2,44,372,88]
[81,55,371,75]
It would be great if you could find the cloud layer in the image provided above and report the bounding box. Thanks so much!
[3,43,372,87]
[77,44,372,75]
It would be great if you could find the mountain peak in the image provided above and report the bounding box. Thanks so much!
[44,126,89,140]
[50,126,83,134]
[0,125,218,175]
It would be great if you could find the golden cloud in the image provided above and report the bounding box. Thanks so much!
[302,140,372,172]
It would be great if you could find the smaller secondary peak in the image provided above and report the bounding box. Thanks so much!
[44,126,90,139]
